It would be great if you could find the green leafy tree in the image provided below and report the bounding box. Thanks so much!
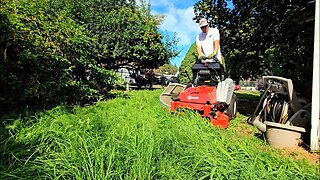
[67,0,178,70]
[0,0,119,112]
[0,0,179,112]
[178,43,197,84]
[155,63,178,75]
[192,0,315,97]
[228,0,314,97]
[194,0,231,29]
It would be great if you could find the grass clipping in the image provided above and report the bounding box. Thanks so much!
[1,90,319,179]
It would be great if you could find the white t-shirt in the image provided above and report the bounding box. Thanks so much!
[196,27,221,61]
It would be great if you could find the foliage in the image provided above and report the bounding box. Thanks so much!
[154,63,178,75]
[0,0,178,112]
[194,0,231,34]
[191,0,315,98]
[1,90,318,179]
[0,0,119,112]
[67,0,178,70]
[178,43,198,84]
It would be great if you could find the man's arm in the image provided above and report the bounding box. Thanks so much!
[197,44,203,56]
[196,34,202,56]
[213,40,220,54]
[196,34,205,61]
[212,28,220,55]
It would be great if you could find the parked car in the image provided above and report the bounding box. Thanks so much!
[116,67,136,84]
[130,73,153,89]
[116,67,154,89]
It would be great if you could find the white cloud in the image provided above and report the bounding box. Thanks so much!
[149,0,200,66]
[150,1,199,46]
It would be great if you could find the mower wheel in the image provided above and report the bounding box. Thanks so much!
[227,94,238,120]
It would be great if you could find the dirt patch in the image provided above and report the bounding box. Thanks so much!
[234,124,256,137]
[238,128,255,137]
[259,145,319,165]
[260,145,270,152]
[279,147,320,165]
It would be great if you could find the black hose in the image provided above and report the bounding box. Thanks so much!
[247,84,271,124]
[263,93,292,124]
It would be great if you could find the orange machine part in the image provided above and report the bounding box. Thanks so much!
[210,111,229,128]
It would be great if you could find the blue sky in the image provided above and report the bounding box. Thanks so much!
[149,0,200,67]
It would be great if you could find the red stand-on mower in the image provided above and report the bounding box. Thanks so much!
[160,59,238,128]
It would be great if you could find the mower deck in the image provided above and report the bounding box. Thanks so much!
[170,101,229,128]
[169,85,229,128]
[160,59,237,129]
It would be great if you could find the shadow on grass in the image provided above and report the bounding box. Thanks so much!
[237,100,259,116]
[235,91,262,117]
[254,132,266,141]
[1,90,132,122]
[127,85,164,91]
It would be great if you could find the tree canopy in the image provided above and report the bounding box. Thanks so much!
[154,63,179,75]
[66,0,178,69]
[0,0,178,112]
[181,0,314,98]
[178,43,197,84]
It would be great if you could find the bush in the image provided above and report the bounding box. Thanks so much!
[0,0,120,112]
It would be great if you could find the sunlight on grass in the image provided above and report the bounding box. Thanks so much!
[0,90,318,179]
[235,90,261,102]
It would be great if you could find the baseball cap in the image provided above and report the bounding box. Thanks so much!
[199,18,208,27]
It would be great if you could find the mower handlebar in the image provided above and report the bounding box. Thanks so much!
[196,57,219,64]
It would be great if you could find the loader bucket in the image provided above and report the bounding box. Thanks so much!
[160,83,186,108]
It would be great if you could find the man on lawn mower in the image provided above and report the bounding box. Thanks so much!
[196,18,222,66]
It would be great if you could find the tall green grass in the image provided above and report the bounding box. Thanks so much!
[1,90,319,179]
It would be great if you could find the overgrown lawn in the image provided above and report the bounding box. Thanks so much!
[1,90,318,179]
